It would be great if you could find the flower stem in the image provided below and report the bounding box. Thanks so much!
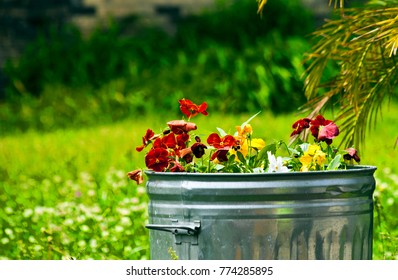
[208,151,213,173]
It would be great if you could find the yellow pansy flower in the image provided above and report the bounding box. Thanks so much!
[231,138,265,160]
[313,150,326,166]
[299,152,313,171]
[307,144,321,156]
[251,138,266,150]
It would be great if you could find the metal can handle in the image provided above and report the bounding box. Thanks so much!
[145,220,201,236]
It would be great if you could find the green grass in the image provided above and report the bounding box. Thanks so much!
[0,104,397,259]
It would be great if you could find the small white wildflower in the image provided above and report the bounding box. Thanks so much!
[383,167,391,175]
[391,174,398,182]
[378,182,389,192]
[117,207,131,216]
[53,175,62,184]
[1,238,9,244]
[124,229,133,236]
[80,172,92,182]
[33,245,43,252]
[89,239,98,248]
[34,207,45,216]
[267,151,289,173]
[78,240,87,247]
[63,218,74,226]
[120,217,132,226]
[76,215,86,223]
[23,208,33,218]
[91,205,101,213]
[94,215,103,222]
[28,236,37,243]
[4,228,13,236]
[124,246,133,253]
[137,187,146,195]
[88,189,96,197]
[385,251,392,258]
[115,225,124,233]
[80,225,90,232]
[45,207,55,215]
[65,179,74,188]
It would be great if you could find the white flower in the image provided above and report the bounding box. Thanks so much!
[267,151,290,173]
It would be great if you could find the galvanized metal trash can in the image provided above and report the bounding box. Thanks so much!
[145,165,376,260]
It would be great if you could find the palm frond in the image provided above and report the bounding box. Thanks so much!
[303,6,398,149]
[257,0,268,13]
[258,0,344,13]
[329,0,345,8]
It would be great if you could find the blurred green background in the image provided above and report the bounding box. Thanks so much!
[0,0,315,133]
[0,0,397,259]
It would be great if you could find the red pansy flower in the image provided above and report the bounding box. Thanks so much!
[191,142,207,158]
[136,129,157,152]
[211,148,229,162]
[291,118,311,137]
[127,169,144,185]
[207,133,236,149]
[169,161,185,172]
[179,135,207,161]
[145,148,170,172]
[179,99,208,119]
[161,133,177,149]
[167,120,197,134]
[176,133,189,149]
[207,133,236,162]
[310,115,339,145]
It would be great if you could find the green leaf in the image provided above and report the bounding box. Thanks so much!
[227,154,236,164]
[288,147,300,156]
[327,154,342,170]
[240,111,261,130]
[236,151,246,163]
[215,164,225,171]
[216,127,228,137]
[257,143,277,160]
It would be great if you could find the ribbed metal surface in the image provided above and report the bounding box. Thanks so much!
[145,166,376,260]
